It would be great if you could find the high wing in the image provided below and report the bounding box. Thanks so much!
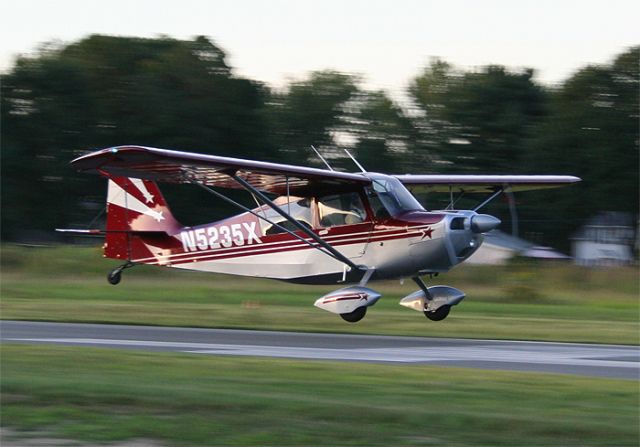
[71,146,371,195]
[71,146,580,196]
[395,174,581,194]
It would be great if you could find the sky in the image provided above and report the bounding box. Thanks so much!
[1,0,638,99]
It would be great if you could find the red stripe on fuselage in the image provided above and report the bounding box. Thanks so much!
[136,224,437,266]
[129,210,445,265]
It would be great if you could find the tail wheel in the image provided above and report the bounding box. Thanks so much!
[107,261,135,285]
[424,305,450,321]
[107,269,122,285]
[340,306,367,323]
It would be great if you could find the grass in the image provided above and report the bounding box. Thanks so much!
[1,246,638,446]
[1,344,638,446]
[1,244,638,344]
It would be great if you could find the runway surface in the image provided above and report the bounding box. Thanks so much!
[1,320,638,379]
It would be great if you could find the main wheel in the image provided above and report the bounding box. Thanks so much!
[340,306,367,323]
[107,270,122,285]
[424,305,450,321]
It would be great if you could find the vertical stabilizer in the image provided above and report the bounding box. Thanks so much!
[104,176,182,260]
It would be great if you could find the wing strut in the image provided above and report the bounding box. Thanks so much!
[505,189,519,238]
[231,174,364,271]
[473,188,504,212]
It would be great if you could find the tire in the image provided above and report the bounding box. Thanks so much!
[340,306,367,323]
[424,305,450,321]
[107,270,122,285]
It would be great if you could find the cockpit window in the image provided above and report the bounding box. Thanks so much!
[263,198,312,235]
[318,192,366,227]
[366,174,424,217]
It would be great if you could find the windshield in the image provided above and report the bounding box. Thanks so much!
[366,174,424,217]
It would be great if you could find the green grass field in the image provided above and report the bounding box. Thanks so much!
[1,245,638,344]
[2,344,638,446]
[1,245,639,445]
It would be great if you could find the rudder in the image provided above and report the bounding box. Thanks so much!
[104,176,182,260]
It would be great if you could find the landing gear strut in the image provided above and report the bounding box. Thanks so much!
[107,262,135,285]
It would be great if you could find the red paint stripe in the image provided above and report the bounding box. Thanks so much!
[322,294,366,304]
[135,224,434,265]
[140,229,431,266]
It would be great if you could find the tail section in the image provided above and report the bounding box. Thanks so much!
[104,176,182,261]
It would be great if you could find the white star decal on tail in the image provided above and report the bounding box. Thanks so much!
[144,209,165,222]
[131,178,155,204]
[108,180,165,223]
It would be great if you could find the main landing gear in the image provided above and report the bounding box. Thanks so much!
[314,284,381,324]
[316,274,465,324]
[396,276,466,322]
[340,306,367,323]
[107,262,135,285]
[413,276,451,322]
[424,304,451,321]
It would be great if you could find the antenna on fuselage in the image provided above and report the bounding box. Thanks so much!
[343,149,367,173]
[310,145,334,171]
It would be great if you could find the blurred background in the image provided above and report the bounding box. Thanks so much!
[1,4,638,445]
[0,0,638,261]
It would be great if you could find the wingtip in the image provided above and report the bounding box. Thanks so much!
[563,175,582,184]
[70,145,150,169]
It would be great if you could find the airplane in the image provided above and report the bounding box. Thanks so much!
[59,145,580,323]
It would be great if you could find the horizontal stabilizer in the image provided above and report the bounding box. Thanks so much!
[55,228,169,235]
[55,228,104,235]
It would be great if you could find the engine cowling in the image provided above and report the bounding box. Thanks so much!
[314,286,382,315]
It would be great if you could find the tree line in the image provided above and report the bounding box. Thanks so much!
[1,35,638,251]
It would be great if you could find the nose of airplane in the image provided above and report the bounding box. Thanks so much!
[470,214,501,233]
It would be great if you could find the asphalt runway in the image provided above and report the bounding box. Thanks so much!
[1,320,638,379]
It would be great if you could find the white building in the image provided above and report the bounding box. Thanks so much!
[467,230,570,265]
[572,212,636,266]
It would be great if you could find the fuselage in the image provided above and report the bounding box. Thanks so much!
[117,174,492,284]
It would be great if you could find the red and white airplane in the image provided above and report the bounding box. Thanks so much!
[61,145,580,323]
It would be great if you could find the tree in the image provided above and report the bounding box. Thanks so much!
[264,72,423,174]
[1,35,270,238]
[348,90,419,173]
[264,70,359,166]
[521,47,639,249]
[408,60,548,173]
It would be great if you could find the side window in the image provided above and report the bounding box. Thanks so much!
[365,187,390,219]
[318,192,366,228]
[263,198,312,235]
